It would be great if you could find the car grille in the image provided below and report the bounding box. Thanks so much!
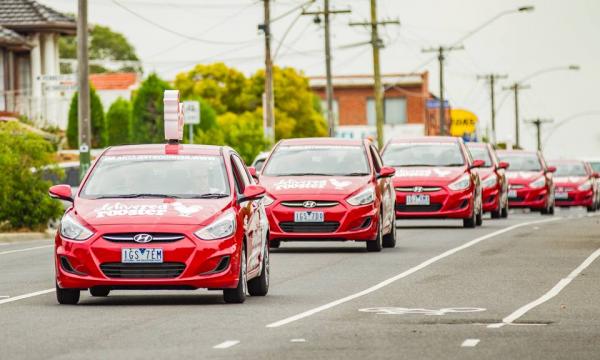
[100,263,186,278]
[102,233,184,243]
[509,184,525,189]
[395,186,442,192]
[509,196,525,202]
[279,222,340,233]
[280,201,339,208]
[396,204,443,212]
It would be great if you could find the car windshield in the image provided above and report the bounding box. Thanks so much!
[262,145,370,176]
[466,145,493,167]
[254,159,266,172]
[498,153,542,172]
[589,162,600,173]
[550,162,587,176]
[81,155,230,199]
[382,142,465,167]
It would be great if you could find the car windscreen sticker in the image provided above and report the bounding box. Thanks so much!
[102,155,219,162]
[506,172,537,179]
[555,176,587,183]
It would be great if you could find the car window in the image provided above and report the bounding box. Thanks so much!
[231,155,250,192]
[497,153,543,172]
[589,162,600,173]
[382,142,465,167]
[466,145,493,167]
[549,162,588,176]
[369,145,383,172]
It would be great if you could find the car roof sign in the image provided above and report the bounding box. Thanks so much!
[164,90,184,142]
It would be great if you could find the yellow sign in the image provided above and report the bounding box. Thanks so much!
[450,109,478,137]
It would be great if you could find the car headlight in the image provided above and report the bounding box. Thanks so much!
[448,174,471,191]
[347,187,375,206]
[194,211,236,240]
[529,176,546,189]
[578,180,592,191]
[262,194,275,206]
[60,213,93,241]
[481,173,498,189]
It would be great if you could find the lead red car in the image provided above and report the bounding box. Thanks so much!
[381,136,484,228]
[548,159,599,212]
[257,138,396,252]
[49,143,270,305]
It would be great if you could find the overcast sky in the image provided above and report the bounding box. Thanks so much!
[41,0,600,159]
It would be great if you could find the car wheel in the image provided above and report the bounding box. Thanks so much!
[501,198,509,218]
[382,206,396,248]
[56,282,80,305]
[366,218,383,252]
[89,287,110,297]
[463,200,476,228]
[269,240,280,249]
[491,196,501,219]
[223,243,247,304]
[248,243,269,296]
[475,197,483,226]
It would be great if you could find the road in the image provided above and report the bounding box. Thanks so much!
[1,208,599,359]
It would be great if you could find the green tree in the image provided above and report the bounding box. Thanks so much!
[66,86,106,149]
[106,97,132,145]
[131,73,171,144]
[0,122,63,231]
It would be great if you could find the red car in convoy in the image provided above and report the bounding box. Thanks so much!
[49,144,270,305]
[466,142,510,218]
[548,159,599,212]
[381,137,484,228]
[496,150,556,215]
[255,138,396,252]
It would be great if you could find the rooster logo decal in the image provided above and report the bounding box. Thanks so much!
[171,202,202,217]
[329,178,352,190]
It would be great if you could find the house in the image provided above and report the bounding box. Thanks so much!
[0,0,75,125]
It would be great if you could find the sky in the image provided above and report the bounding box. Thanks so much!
[40,0,600,159]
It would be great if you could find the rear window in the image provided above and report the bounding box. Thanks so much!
[382,142,465,167]
[497,153,542,172]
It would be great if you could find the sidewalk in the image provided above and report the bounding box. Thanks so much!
[0,230,54,243]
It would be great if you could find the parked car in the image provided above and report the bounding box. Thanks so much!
[548,159,599,212]
[251,151,270,173]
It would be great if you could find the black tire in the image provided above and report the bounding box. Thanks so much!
[223,243,247,304]
[89,287,110,297]
[248,243,269,296]
[491,197,501,219]
[501,199,509,218]
[587,205,596,213]
[56,283,80,305]
[475,202,483,226]
[382,207,396,248]
[366,218,383,252]
[463,201,476,228]
[548,203,555,215]
[269,240,280,249]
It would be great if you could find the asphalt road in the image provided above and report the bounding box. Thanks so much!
[1,208,599,359]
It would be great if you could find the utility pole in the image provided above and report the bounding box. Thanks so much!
[422,45,464,136]
[302,2,351,137]
[525,118,553,151]
[77,0,91,180]
[349,1,399,148]
[260,0,275,142]
[503,82,530,149]
[477,73,507,144]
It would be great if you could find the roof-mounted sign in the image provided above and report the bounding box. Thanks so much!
[164,90,184,142]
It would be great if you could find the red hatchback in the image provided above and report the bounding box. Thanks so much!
[49,144,270,305]
[548,159,599,212]
[466,142,510,218]
[257,138,396,252]
[381,137,484,228]
[496,150,556,215]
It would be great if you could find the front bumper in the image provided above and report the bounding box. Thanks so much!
[508,186,548,209]
[482,185,500,213]
[555,188,594,207]
[55,224,241,290]
[393,186,474,219]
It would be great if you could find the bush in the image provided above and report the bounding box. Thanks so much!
[66,86,106,149]
[106,97,132,145]
[0,122,63,231]
[131,73,171,144]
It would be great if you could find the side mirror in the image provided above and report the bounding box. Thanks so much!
[248,166,259,181]
[49,184,73,202]
[238,184,266,203]
[546,166,557,173]
[377,166,396,179]
[497,161,509,170]
[471,159,485,169]
[593,172,600,179]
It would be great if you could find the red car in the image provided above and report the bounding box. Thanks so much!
[381,136,484,228]
[49,144,270,305]
[548,159,599,212]
[466,142,510,218]
[255,138,396,252]
[496,150,556,215]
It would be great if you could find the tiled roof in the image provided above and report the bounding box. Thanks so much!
[0,25,30,47]
[90,73,139,90]
[0,0,75,33]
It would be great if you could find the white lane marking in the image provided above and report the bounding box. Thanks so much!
[0,289,55,305]
[0,245,52,256]
[266,218,561,328]
[290,338,306,343]
[461,339,480,347]
[213,340,240,349]
[488,247,600,329]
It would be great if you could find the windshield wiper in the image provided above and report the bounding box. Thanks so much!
[93,193,181,199]
[188,193,229,199]
[344,172,370,176]
[276,172,331,176]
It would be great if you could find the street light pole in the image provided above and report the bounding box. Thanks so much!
[261,0,275,143]
[525,118,553,151]
[477,73,507,144]
[77,0,91,180]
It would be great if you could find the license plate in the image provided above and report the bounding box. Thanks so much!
[508,190,518,198]
[555,192,569,200]
[406,194,430,206]
[122,248,163,263]
[294,211,324,222]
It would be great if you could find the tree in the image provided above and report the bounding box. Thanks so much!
[66,86,106,149]
[106,98,132,146]
[131,73,171,144]
[0,122,63,231]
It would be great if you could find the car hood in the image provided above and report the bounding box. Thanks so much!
[259,175,371,197]
[554,176,589,186]
[392,166,467,186]
[505,171,545,185]
[72,198,231,226]
[474,168,496,180]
